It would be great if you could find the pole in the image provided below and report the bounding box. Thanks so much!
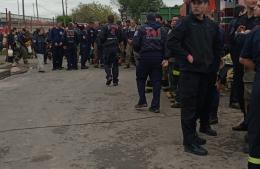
[33,3,36,18]
[17,0,21,29]
[65,0,68,16]
[53,17,55,27]
[62,0,66,26]
[5,8,8,23]
[22,0,25,26]
[36,0,39,20]
[17,0,20,15]
[30,17,33,32]
[8,11,12,32]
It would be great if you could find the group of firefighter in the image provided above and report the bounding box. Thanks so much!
[1,0,260,167]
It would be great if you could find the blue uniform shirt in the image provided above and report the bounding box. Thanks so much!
[50,27,65,45]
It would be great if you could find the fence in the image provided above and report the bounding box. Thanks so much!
[0,12,55,34]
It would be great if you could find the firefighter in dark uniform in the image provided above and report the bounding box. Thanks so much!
[99,15,123,86]
[94,22,104,68]
[64,23,79,70]
[133,13,168,113]
[167,0,223,156]
[50,22,65,70]
[231,0,257,131]
[88,22,97,64]
[240,3,260,168]
[79,25,91,69]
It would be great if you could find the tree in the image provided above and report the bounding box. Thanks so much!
[71,2,119,23]
[112,0,165,20]
[56,15,72,26]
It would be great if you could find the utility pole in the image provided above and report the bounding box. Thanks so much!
[17,0,20,15]
[22,0,25,26]
[8,11,12,32]
[62,0,66,26]
[33,3,36,18]
[17,0,21,29]
[36,0,39,20]
[65,0,68,16]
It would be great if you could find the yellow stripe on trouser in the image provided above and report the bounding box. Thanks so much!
[173,70,180,76]
[249,157,260,165]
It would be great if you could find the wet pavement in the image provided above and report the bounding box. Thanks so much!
[0,61,248,169]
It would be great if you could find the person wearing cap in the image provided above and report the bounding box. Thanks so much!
[167,0,223,156]
[133,13,168,113]
[240,1,260,168]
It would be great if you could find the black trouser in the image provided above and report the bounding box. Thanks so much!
[80,45,91,68]
[97,47,103,65]
[208,73,219,120]
[169,61,180,102]
[52,46,63,69]
[179,71,213,145]
[248,72,260,169]
[230,51,239,104]
[233,56,246,115]
[66,47,78,70]
[104,47,119,83]
[44,53,48,64]
[136,57,162,110]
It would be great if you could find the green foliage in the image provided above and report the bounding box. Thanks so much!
[114,0,165,20]
[56,15,72,26]
[71,2,119,23]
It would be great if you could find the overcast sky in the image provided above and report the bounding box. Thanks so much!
[0,0,183,18]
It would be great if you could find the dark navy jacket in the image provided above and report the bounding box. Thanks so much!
[50,27,65,46]
[79,29,91,48]
[89,28,97,46]
[241,19,260,70]
[95,26,103,49]
[64,28,79,49]
[133,21,168,59]
[126,27,136,40]
[167,14,222,73]
[99,23,123,48]
[232,15,256,62]
[79,29,91,55]
[18,32,27,47]
[33,34,47,54]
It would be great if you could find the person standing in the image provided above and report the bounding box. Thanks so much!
[124,20,137,69]
[240,2,260,167]
[0,32,3,53]
[64,23,79,70]
[228,5,246,109]
[94,22,104,68]
[231,0,257,131]
[133,13,168,113]
[33,28,47,72]
[99,15,123,86]
[168,16,181,108]
[16,28,29,64]
[167,0,223,155]
[49,23,65,70]
[79,25,91,69]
